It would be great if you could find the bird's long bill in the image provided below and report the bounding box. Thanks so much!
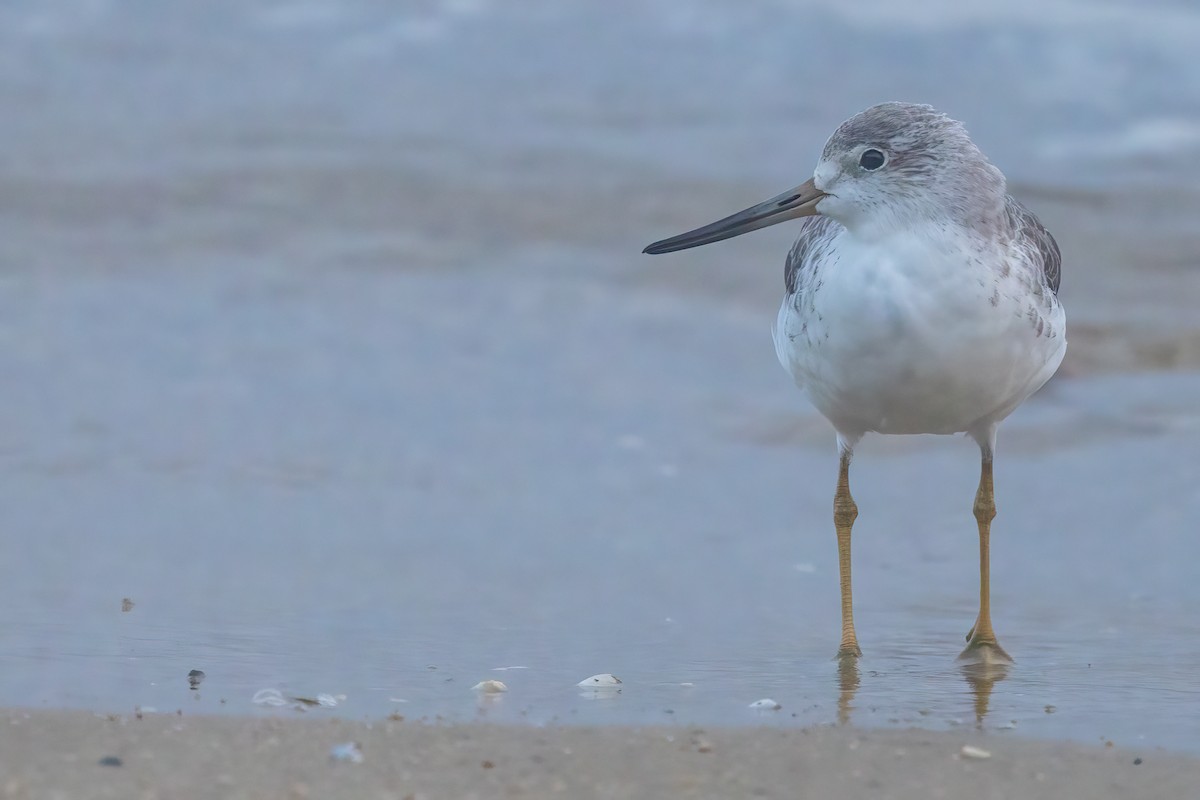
[643,177,826,255]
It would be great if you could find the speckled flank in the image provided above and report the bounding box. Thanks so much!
[784,216,839,295]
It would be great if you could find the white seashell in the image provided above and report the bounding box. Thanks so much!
[748,698,781,710]
[960,745,992,759]
[577,674,622,687]
[472,680,508,693]
[251,688,288,707]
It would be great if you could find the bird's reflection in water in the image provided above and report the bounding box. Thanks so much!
[960,659,1010,728]
[836,656,860,725]
[832,656,1008,728]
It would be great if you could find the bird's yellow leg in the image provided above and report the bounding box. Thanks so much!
[960,455,1012,664]
[834,449,861,660]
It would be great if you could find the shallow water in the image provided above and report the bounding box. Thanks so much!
[1,0,1200,753]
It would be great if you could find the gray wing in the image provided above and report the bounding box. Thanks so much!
[1005,196,1061,296]
[784,215,841,296]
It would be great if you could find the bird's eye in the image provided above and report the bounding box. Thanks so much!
[859,149,886,171]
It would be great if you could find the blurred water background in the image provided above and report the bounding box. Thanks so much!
[2,0,1200,750]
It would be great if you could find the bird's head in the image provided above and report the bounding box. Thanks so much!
[643,102,1006,254]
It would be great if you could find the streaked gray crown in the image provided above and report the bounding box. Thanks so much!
[822,102,1007,222]
[822,102,972,161]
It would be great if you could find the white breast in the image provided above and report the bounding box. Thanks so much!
[772,226,1066,437]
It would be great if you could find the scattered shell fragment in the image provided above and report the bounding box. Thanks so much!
[960,745,992,759]
[329,742,364,764]
[251,688,288,707]
[577,674,622,687]
[748,699,781,710]
[288,693,343,708]
[121,598,134,613]
[472,680,508,693]
[187,670,205,690]
[98,756,123,767]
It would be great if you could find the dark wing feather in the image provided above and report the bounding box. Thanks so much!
[1005,196,1061,296]
[784,216,841,296]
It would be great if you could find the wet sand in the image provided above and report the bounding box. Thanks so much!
[2,709,1192,800]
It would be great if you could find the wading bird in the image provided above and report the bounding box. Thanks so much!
[644,102,1064,664]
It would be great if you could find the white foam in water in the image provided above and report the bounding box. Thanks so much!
[1041,118,1200,158]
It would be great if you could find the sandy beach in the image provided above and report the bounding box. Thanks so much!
[2,709,1194,800]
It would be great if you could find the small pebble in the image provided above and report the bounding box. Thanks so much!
[748,699,781,710]
[471,680,508,693]
[329,742,364,764]
[1134,757,1143,765]
[960,745,991,760]
[577,674,622,687]
[98,756,123,767]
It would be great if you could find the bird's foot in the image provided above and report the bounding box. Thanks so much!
[958,634,1013,666]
